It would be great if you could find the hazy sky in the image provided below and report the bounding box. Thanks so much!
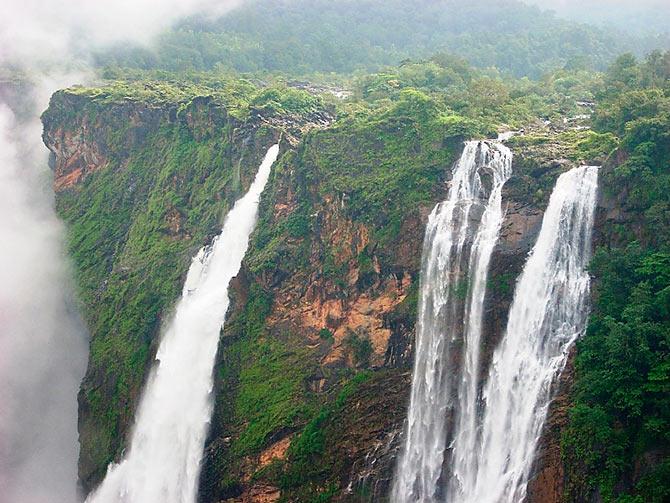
[525,0,670,21]
[527,0,668,8]
[521,0,670,35]
[0,0,244,68]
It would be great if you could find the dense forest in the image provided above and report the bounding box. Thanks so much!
[563,52,670,503]
[93,0,669,78]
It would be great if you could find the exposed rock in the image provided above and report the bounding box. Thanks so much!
[226,484,281,503]
[42,87,330,495]
[259,436,292,468]
[326,370,411,502]
[525,350,575,503]
[45,82,600,502]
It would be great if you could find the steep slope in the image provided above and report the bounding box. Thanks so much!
[268,131,599,503]
[559,54,670,503]
[42,81,330,493]
[43,76,619,502]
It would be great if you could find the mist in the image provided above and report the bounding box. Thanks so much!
[0,93,87,502]
[525,0,670,34]
[0,1,243,502]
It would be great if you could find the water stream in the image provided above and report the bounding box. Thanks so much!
[87,144,280,503]
[447,165,599,503]
[392,141,513,502]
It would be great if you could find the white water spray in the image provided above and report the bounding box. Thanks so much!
[392,141,512,502]
[86,144,279,503]
[0,89,88,503]
[447,165,599,503]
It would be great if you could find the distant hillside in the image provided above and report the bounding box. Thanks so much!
[93,0,669,78]
[525,0,670,38]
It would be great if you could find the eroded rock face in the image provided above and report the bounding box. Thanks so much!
[244,173,430,376]
[48,83,595,503]
[42,89,333,495]
[324,142,580,502]
[199,134,586,502]
[327,371,411,503]
[43,93,168,193]
[49,126,109,190]
[525,351,575,503]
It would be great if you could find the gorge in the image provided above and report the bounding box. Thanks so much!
[34,68,667,501]
[2,5,668,500]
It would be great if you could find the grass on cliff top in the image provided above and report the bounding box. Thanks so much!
[61,77,325,120]
[507,128,619,164]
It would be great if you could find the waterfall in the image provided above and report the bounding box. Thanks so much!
[87,144,280,503]
[447,166,599,503]
[392,141,512,503]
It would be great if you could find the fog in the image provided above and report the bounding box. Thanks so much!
[0,93,87,502]
[528,0,667,7]
[1,0,243,65]
[0,1,242,502]
[525,0,670,33]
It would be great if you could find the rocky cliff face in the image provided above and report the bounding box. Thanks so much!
[44,82,604,502]
[42,83,332,494]
[197,108,458,501]
[202,127,589,501]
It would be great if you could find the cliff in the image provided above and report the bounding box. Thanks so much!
[42,81,331,493]
[43,80,615,502]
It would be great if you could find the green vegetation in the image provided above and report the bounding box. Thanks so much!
[235,337,315,454]
[43,22,670,499]
[318,328,334,341]
[201,277,323,498]
[54,115,243,475]
[345,333,374,368]
[44,78,318,486]
[562,51,670,503]
[94,0,668,78]
[279,372,372,495]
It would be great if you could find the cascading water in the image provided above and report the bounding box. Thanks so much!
[87,144,280,503]
[447,165,599,503]
[392,141,512,503]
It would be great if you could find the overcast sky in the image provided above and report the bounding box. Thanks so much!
[526,0,668,8]
[524,0,670,18]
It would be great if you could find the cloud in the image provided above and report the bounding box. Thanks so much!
[0,1,243,502]
[0,0,243,68]
[524,0,670,14]
[0,95,88,503]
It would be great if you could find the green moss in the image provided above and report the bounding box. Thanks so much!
[48,81,282,482]
[488,272,516,298]
[279,372,372,494]
[345,333,374,368]
[318,328,334,341]
[234,337,316,454]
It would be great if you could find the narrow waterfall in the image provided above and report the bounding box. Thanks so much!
[392,141,512,502]
[87,144,280,503]
[447,166,599,503]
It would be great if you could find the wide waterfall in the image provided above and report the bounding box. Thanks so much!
[447,165,599,503]
[87,144,280,503]
[392,141,512,502]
